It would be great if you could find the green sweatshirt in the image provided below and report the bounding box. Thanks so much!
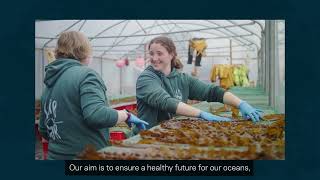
[136,65,226,128]
[38,58,118,160]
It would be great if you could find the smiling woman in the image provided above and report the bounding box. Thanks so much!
[148,36,179,75]
[149,43,172,74]
[136,36,263,130]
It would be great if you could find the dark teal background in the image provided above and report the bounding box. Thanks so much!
[0,0,319,179]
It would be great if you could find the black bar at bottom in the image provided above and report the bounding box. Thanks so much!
[65,160,253,176]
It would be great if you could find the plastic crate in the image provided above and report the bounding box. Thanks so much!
[35,124,42,141]
[109,131,126,140]
[42,138,48,160]
[114,103,136,111]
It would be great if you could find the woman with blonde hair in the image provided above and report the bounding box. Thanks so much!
[39,31,148,160]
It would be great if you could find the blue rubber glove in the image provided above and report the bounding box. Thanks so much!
[238,100,263,122]
[199,111,232,122]
[126,113,149,130]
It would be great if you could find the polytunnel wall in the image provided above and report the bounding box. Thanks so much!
[35,20,284,113]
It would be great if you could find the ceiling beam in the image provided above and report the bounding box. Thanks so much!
[42,20,82,48]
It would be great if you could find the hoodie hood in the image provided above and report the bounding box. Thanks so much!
[44,58,82,88]
[146,65,179,79]
[166,68,179,78]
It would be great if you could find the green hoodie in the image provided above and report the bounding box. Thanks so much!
[136,66,225,128]
[38,58,118,160]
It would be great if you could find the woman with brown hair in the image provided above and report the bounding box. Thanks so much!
[39,31,148,159]
[136,36,262,128]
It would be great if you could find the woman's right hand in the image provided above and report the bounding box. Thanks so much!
[125,113,149,130]
[199,111,231,122]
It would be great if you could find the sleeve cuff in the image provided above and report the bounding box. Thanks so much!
[166,98,180,113]
[208,86,226,103]
[106,108,118,127]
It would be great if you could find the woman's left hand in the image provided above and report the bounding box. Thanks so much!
[199,111,232,122]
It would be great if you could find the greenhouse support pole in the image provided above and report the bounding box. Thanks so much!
[265,21,270,104]
[274,20,285,113]
[259,33,264,89]
[230,39,233,65]
[270,21,276,108]
[100,57,103,77]
[274,21,280,112]
[120,68,122,95]
[265,20,276,107]
[41,49,45,94]
[211,56,214,69]
[264,30,269,95]
[144,43,147,68]
[262,33,266,92]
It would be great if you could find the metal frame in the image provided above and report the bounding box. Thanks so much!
[101,20,131,56]
[37,20,262,59]
[120,20,158,59]
[78,20,87,31]
[206,20,257,48]
[37,21,256,40]
[36,20,266,97]
[89,20,127,41]
[42,20,82,48]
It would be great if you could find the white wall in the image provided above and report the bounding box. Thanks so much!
[35,53,139,100]
[102,60,120,97]
[36,49,258,100]
[88,58,102,76]
[35,49,50,100]
[91,58,138,98]
[121,61,138,96]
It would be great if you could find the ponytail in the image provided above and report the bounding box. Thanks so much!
[172,58,183,69]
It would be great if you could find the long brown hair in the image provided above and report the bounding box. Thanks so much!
[148,36,183,69]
